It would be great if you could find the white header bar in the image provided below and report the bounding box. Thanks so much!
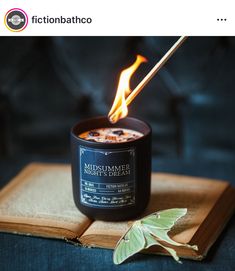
[0,0,234,36]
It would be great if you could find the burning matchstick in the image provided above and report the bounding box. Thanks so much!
[108,36,188,123]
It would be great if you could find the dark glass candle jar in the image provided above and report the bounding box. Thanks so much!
[71,116,151,221]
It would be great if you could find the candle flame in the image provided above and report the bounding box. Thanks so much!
[108,55,147,123]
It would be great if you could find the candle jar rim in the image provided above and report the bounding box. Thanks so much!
[71,116,151,147]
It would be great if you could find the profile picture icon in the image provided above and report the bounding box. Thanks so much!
[4,8,28,32]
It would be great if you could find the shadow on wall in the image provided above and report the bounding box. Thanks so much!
[0,37,235,162]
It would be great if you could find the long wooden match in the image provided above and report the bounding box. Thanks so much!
[109,36,188,122]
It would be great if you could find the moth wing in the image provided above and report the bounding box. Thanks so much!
[143,228,159,249]
[143,228,181,262]
[142,208,187,229]
[143,226,186,247]
[143,210,198,250]
[155,241,181,263]
[113,223,145,265]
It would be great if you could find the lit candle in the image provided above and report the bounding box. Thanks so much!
[71,56,152,221]
[71,116,151,221]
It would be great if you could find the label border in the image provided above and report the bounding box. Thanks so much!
[79,146,136,208]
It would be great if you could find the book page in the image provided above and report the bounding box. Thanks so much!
[0,163,91,238]
[81,173,228,246]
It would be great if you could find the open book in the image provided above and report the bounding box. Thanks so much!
[0,163,234,260]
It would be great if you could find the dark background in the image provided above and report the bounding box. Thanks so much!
[0,36,235,162]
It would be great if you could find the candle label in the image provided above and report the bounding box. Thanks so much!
[79,146,136,208]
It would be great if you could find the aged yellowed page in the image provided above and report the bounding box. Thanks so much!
[0,163,91,239]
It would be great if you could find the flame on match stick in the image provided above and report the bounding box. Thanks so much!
[108,55,147,123]
[108,36,188,124]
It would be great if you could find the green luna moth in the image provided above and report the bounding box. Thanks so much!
[113,208,198,264]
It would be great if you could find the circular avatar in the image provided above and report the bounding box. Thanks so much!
[5,8,28,32]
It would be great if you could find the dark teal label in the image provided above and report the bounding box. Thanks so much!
[79,146,136,208]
